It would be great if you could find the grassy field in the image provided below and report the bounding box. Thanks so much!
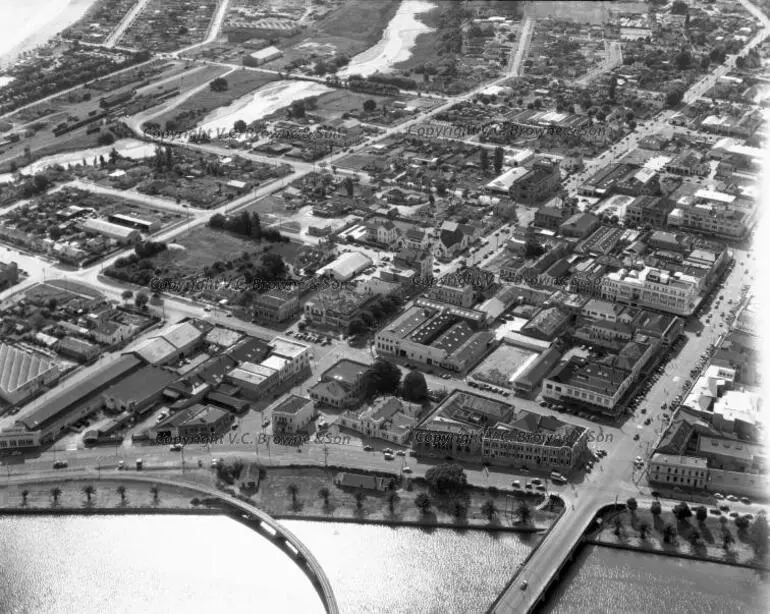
[312,90,394,121]
[263,0,401,70]
[151,70,280,130]
[154,227,260,275]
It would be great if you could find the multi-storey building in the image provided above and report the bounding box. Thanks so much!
[510,158,561,204]
[308,359,369,408]
[600,266,702,316]
[624,195,673,227]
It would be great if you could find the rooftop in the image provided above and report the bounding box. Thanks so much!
[0,343,59,397]
[272,395,313,415]
[547,356,630,396]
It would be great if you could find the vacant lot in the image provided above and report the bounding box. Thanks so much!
[471,344,538,388]
[263,0,401,69]
[312,90,394,121]
[154,227,259,274]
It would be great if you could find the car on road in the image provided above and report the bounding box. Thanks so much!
[744,513,755,521]
[396,450,406,456]
[383,448,394,455]
[719,504,730,512]
[512,480,521,488]
[363,445,374,451]
[531,478,542,486]
[633,434,640,441]
[729,512,740,518]
[727,495,739,502]
[709,509,721,516]
[262,419,271,428]
[53,460,68,469]
[169,443,183,452]
[118,461,125,470]
[740,497,751,505]
[402,466,412,473]
[384,453,394,460]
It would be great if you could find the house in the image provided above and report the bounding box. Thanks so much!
[308,359,369,408]
[57,336,100,362]
[392,247,433,279]
[339,396,420,445]
[435,221,471,260]
[367,219,399,246]
[399,227,432,251]
[92,320,133,345]
[271,394,315,433]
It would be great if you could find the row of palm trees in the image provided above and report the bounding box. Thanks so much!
[20,485,161,507]
[287,483,533,523]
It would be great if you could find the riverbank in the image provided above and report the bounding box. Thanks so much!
[243,464,561,533]
[589,503,770,571]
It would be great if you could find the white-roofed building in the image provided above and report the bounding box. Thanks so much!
[486,167,528,193]
[82,218,141,244]
[0,343,60,405]
[316,251,373,281]
[226,361,278,399]
[267,337,311,381]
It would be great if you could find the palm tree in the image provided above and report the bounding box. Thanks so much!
[387,491,399,514]
[21,490,29,506]
[116,486,126,505]
[287,483,299,509]
[482,499,498,521]
[614,516,623,536]
[82,485,95,505]
[50,487,61,506]
[663,524,677,544]
[318,486,330,507]
[150,485,159,505]
[517,502,531,525]
[723,531,734,552]
[415,492,432,515]
[689,530,701,547]
[626,498,638,515]
[639,521,650,540]
[650,501,662,518]
[354,490,366,511]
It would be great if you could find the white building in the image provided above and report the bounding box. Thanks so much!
[316,252,373,281]
[338,396,420,445]
[266,337,311,382]
[648,453,708,489]
[82,218,141,244]
[601,266,702,316]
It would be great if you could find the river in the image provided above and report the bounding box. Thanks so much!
[1,516,767,614]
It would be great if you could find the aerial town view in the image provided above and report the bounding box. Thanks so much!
[0,0,768,612]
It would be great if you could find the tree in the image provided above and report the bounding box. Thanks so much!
[121,290,133,303]
[674,49,692,70]
[452,501,467,520]
[150,485,159,505]
[343,176,354,197]
[210,77,228,92]
[97,132,115,146]
[319,486,331,507]
[671,0,688,15]
[135,291,149,309]
[651,501,662,517]
[362,359,402,397]
[663,524,677,544]
[415,492,432,515]
[689,530,701,546]
[482,499,498,520]
[479,147,489,174]
[363,99,376,112]
[517,502,531,525]
[425,464,467,496]
[488,486,499,499]
[82,485,95,505]
[665,87,684,108]
[117,485,126,504]
[722,531,734,552]
[749,514,769,557]
[626,498,638,515]
[387,491,399,514]
[354,490,366,510]
[287,483,299,509]
[673,502,692,521]
[402,370,428,402]
[639,521,650,540]
[347,318,367,336]
[493,146,504,175]
[695,506,708,523]
[524,239,545,259]
[51,487,61,506]
[21,489,29,506]
[233,119,247,133]
[735,515,751,530]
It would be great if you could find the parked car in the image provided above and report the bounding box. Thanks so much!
[363,445,374,451]
[53,460,68,469]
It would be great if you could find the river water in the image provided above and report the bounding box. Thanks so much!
[1,516,767,614]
